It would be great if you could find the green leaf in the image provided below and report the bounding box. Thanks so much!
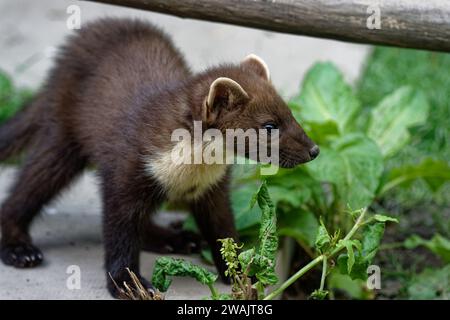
[315,221,331,252]
[328,270,372,299]
[183,215,198,233]
[358,47,450,161]
[407,265,450,300]
[0,69,33,124]
[373,214,399,223]
[151,257,218,292]
[338,222,385,280]
[367,86,429,158]
[346,244,355,274]
[238,181,279,286]
[360,223,385,262]
[237,248,254,273]
[255,182,278,260]
[278,210,319,247]
[306,133,384,209]
[290,63,361,133]
[359,47,450,205]
[201,249,214,265]
[337,254,367,281]
[379,158,450,196]
[338,239,362,274]
[266,185,303,208]
[0,70,13,99]
[309,289,329,300]
[238,248,279,286]
[290,62,361,134]
[265,167,317,206]
[0,89,32,124]
[253,181,279,285]
[231,183,262,231]
[404,234,450,263]
[300,120,340,146]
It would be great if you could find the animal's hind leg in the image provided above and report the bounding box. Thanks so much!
[0,137,87,268]
[140,218,204,254]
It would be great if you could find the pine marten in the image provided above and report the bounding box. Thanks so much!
[0,18,318,298]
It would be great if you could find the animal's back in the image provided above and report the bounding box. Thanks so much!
[52,17,190,91]
[43,18,191,162]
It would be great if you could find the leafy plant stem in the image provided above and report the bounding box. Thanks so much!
[234,274,247,294]
[264,255,324,300]
[319,256,327,291]
[331,208,367,255]
[208,283,219,300]
[264,208,367,300]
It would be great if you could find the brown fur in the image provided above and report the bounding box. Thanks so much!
[0,18,317,298]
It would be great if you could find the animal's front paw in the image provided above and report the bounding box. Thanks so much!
[0,243,43,268]
[107,269,161,300]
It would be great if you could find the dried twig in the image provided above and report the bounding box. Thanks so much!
[109,268,164,300]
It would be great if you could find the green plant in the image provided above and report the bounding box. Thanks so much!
[282,62,448,233]
[229,61,449,241]
[358,47,450,159]
[0,69,32,124]
[358,47,450,206]
[180,60,450,285]
[224,62,443,255]
[152,181,278,300]
[406,265,450,300]
[150,182,397,300]
[152,257,219,298]
[380,233,450,264]
[223,61,450,298]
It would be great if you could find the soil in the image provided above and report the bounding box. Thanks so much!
[282,202,448,300]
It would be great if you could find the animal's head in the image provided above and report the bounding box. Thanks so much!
[201,54,319,168]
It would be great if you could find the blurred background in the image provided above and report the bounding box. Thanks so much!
[0,0,369,95]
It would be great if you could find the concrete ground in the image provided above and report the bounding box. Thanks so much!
[0,0,371,299]
[0,167,230,300]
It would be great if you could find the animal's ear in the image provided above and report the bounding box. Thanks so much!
[241,54,270,81]
[204,77,249,123]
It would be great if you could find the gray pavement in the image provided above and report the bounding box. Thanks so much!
[0,167,229,300]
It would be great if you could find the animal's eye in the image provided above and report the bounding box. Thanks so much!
[263,122,278,132]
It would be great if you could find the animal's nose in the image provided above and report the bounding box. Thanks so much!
[309,145,320,159]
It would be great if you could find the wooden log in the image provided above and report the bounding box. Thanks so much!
[82,0,450,52]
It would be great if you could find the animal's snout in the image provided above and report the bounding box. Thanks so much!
[309,145,320,160]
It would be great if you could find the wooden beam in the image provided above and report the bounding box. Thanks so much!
[82,0,450,52]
